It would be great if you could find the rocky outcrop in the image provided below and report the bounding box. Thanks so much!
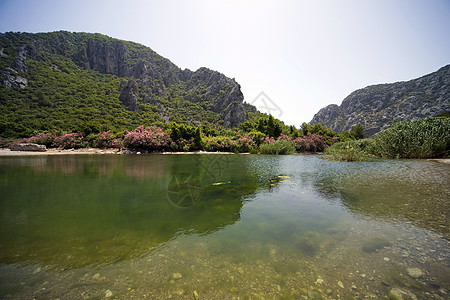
[9,143,47,152]
[11,46,28,72]
[310,65,450,135]
[1,67,28,89]
[0,31,252,128]
[183,67,247,126]
[119,79,139,111]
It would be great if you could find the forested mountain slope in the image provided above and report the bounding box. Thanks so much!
[0,31,256,137]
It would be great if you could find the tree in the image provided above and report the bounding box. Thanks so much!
[194,126,202,149]
[301,122,309,136]
[350,124,365,140]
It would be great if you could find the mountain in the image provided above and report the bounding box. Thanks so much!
[0,31,256,137]
[309,65,450,136]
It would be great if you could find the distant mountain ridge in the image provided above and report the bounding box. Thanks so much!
[0,31,256,136]
[309,65,450,135]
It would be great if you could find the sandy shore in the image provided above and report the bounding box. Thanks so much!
[428,158,450,164]
[0,148,122,156]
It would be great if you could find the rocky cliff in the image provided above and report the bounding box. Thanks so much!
[310,65,450,135]
[0,31,253,130]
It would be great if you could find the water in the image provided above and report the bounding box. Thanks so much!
[0,154,448,299]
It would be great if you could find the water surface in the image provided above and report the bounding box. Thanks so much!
[0,154,449,299]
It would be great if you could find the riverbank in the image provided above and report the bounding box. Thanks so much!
[0,148,239,156]
[0,148,122,156]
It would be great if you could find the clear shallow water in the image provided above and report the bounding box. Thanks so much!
[0,154,449,299]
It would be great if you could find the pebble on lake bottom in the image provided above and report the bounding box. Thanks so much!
[406,267,423,278]
[389,287,418,300]
[105,289,113,298]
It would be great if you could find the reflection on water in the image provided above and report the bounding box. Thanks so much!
[0,154,449,299]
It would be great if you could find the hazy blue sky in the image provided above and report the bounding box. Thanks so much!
[1,0,449,126]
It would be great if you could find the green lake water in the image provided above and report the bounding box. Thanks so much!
[0,154,449,299]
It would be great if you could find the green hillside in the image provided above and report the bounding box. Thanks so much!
[0,31,257,137]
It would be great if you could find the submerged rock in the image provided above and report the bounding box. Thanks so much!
[406,267,423,278]
[389,287,418,300]
[361,237,391,253]
[105,289,113,298]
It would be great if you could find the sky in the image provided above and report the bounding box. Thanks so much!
[0,0,449,127]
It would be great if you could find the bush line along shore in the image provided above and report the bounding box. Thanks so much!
[1,117,448,159]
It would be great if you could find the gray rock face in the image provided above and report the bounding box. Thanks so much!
[183,67,247,127]
[9,143,47,152]
[119,79,139,111]
[310,65,450,135]
[12,46,28,72]
[1,67,28,89]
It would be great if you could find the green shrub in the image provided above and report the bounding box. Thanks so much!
[259,140,295,155]
[373,117,449,158]
[325,139,375,161]
[326,117,450,161]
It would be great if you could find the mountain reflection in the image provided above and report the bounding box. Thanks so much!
[0,155,262,269]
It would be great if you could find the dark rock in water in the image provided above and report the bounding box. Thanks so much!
[389,287,418,300]
[9,143,47,152]
[361,237,391,253]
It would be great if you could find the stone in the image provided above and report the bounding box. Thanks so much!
[92,273,100,280]
[105,290,113,298]
[172,272,182,280]
[337,281,344,288]
[406,267,423,278]
[193,290,199,300]
[389,287,418,300]
[9,143,47,152]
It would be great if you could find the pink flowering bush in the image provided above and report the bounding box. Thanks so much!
[292,137,311,152]
[123,126,171,151]
[277,134,292,142]
[306,133,327,152]
[292,133,327,152]
[52,133,85,149]
[232,135,257,153]
[170,137,196,152]
[92,131,116,148]
[263,137,276,144]
[24,131,61,147]
[0,137,20,148]
[203,136,233,152]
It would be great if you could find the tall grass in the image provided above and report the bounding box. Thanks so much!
[373,117,449,158]
[325,139,375,161]
[326,117,450,161]
[259,140,296,155]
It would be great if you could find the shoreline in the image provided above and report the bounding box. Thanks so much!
[0,148,122,156]
[0,148,239,156]
[1,148,449,163]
